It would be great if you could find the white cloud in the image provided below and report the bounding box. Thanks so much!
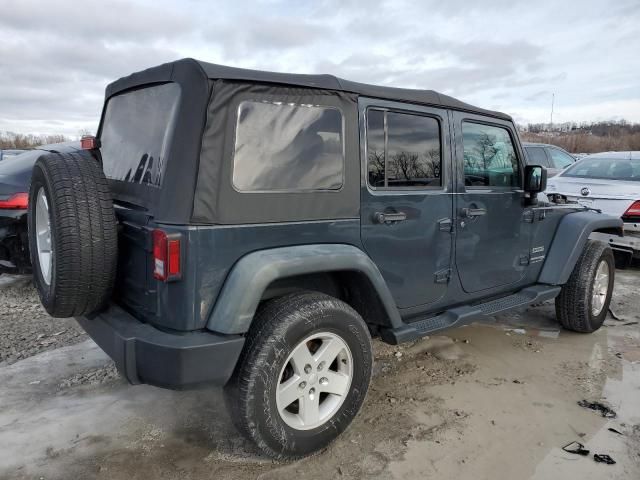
[0,0,639,135]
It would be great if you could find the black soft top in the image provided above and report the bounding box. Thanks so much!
[106,58,510,121]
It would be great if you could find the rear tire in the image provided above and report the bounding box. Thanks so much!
[555,240,614,333]
[28,151,117,317]
[224,292,373,460]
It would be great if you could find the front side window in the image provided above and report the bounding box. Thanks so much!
[462,122,520,188]
[548,148,575,169]
[232,101,344,192]
[367,109,442,189]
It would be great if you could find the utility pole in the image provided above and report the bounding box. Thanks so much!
[550,93,555,130]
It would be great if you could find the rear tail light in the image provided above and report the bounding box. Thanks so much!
[152,229,182,281]
[0,192,28,210]
[623,200,640,219]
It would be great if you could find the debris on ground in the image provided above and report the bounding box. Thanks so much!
[562,441,590,456]
[608,427,624,435]
[577,400,617,418]
[506,328,527,335]
[593,454,616,465]
[537,330,560,339]
[58,363,120,389]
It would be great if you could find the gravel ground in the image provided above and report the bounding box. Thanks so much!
[0,275,86,365]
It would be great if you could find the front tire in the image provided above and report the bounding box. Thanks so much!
[224,292,373,460]
[555,240,615,333]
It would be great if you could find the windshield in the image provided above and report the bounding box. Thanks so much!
[562,157,640,182]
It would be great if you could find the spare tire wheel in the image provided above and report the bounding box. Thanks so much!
[28,151,117,317]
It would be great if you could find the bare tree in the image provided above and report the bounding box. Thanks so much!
[0,131,70,149]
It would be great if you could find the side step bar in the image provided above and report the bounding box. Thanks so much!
[380,285,561,345]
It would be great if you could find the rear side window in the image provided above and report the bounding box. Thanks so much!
[232,101,344,192]
[525,146,549,167]
[462,122,520,188]
[100,83,180,187]
[366,109,442,189]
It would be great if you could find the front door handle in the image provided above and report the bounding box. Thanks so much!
[460,207,487,218]
[374,211,407,224]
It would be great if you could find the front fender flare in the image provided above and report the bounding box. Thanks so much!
[206,244,402,334]
[538,211,623,285]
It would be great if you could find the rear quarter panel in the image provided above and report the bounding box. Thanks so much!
[146,219,362,331]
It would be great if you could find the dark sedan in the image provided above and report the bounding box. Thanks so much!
[0,141,80,274]
[0,149,27,161]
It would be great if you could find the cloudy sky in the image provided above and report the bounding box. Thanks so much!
[1,0,639,136]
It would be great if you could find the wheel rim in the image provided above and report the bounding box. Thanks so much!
[591,260,610,316]
[276,331,353,431]
[35,187,52,285]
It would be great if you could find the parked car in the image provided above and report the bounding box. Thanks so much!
[547,151,640,265]
[0,149,26,161]
[522,142,577,177]
[26,59,621,460]
[0,142,81,274]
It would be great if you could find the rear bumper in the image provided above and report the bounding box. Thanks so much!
[590,230,640,257]
[76,305,245,389]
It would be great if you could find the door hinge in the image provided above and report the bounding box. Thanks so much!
[519,254,530,266]
[434,268,451,284]
[522,210,535,223]
[438,218,453,232]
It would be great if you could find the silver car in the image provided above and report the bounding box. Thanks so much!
[547,151,640,264]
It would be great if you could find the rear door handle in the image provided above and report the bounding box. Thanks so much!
[374,211,407,224]
[460,207,487,218]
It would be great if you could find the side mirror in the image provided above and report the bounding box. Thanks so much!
[524,165,547,193]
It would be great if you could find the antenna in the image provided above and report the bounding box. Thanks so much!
[550,93,555,129]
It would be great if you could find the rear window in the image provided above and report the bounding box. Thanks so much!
[232,101,344,192]
[562,157,640,181]
[100,83,180,187]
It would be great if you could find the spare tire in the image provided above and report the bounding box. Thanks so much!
[28,151,117,317]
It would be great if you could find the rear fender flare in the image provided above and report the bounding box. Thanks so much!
[538,211,623,285]
[205,244,402,334]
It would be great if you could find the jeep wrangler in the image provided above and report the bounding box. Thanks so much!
[27,59,623,459]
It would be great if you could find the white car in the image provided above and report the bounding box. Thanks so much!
[547,151,640,265]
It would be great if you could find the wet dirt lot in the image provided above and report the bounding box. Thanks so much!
[0,271,639,480]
